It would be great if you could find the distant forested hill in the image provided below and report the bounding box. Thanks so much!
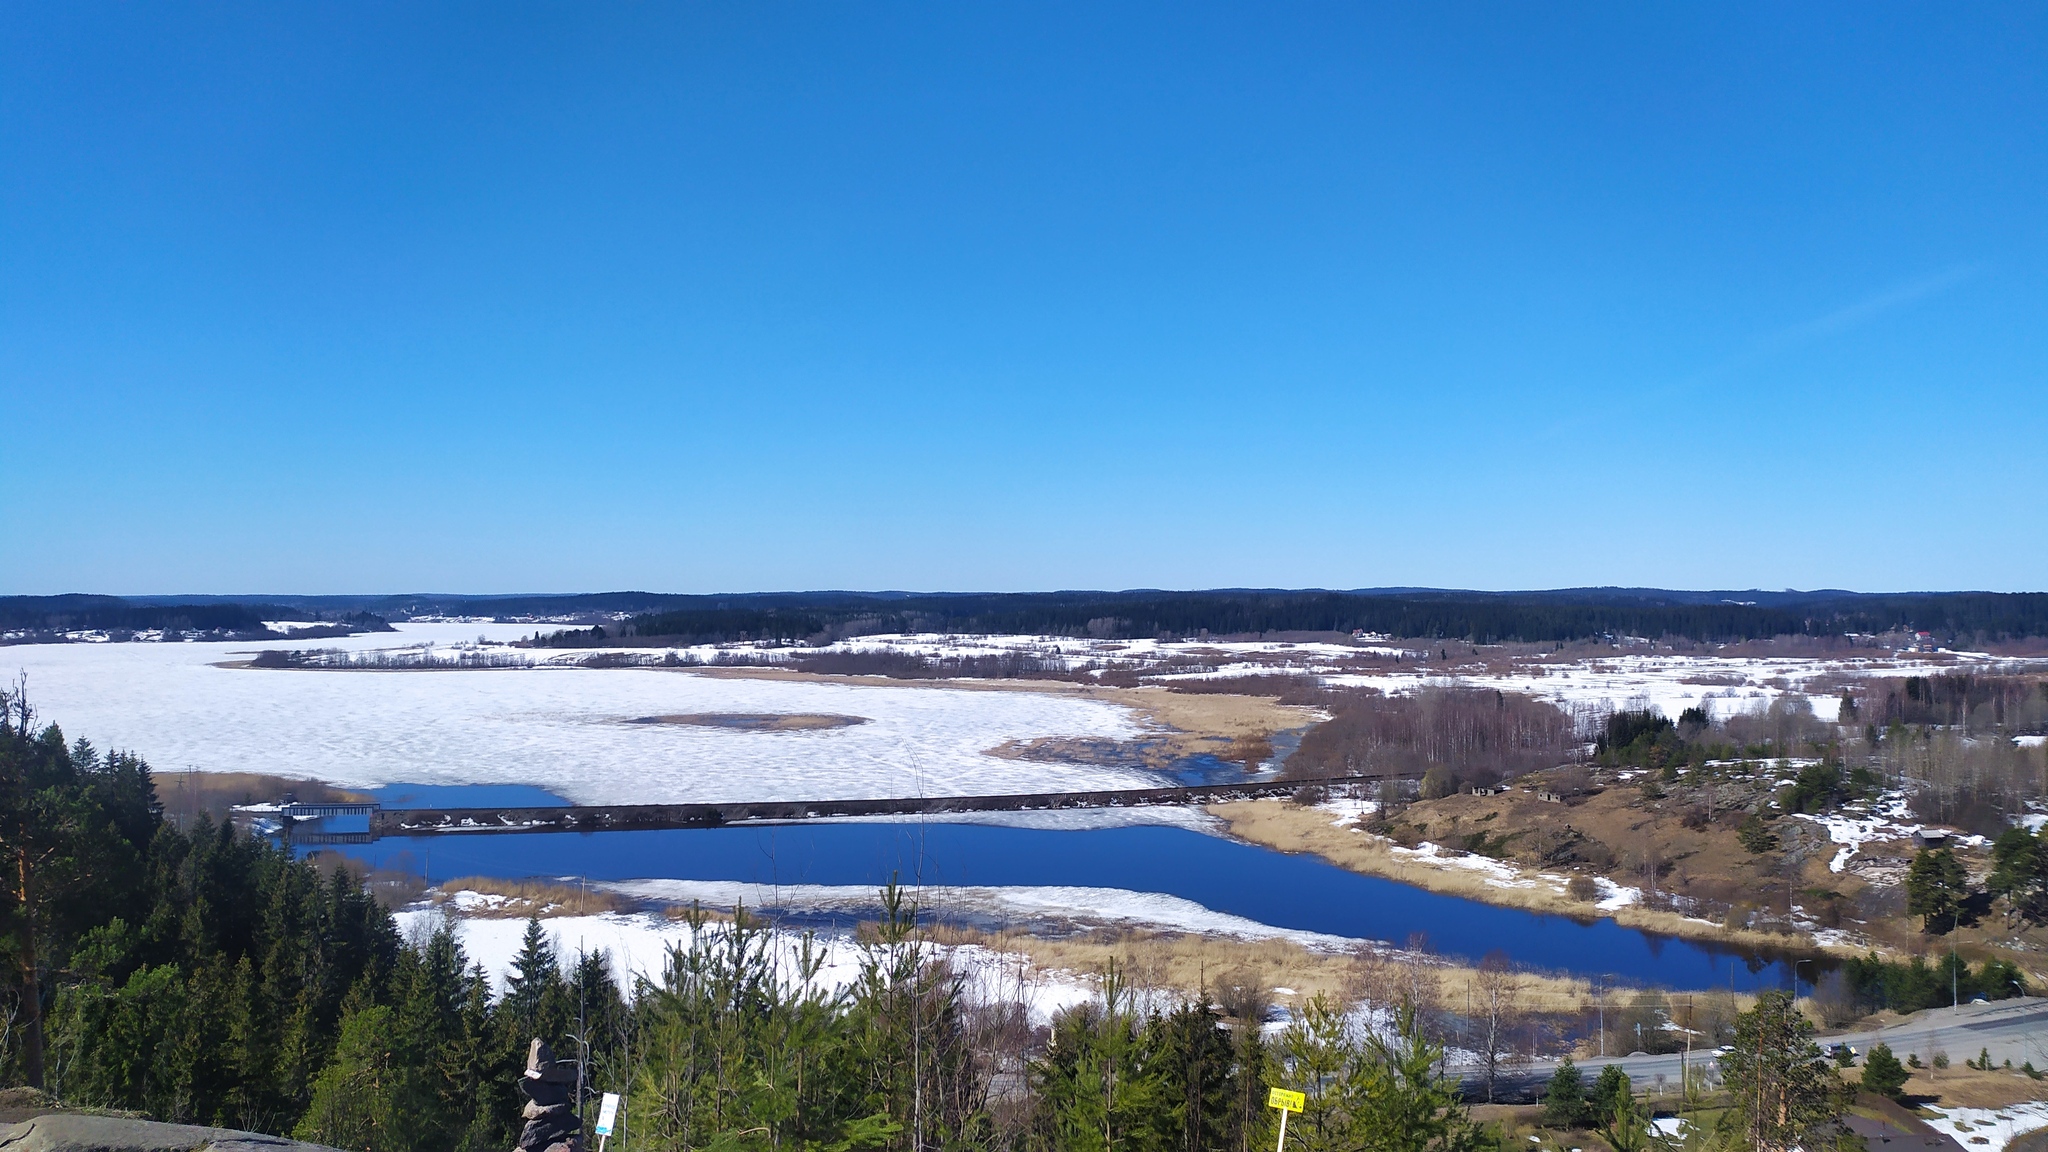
[0,595,390,641]
[11,588,2043,647]
[529,588,2048,647]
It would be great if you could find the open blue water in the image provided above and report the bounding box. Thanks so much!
[318,793,1816,993]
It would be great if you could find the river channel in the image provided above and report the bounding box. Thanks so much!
[321,786,1817,993]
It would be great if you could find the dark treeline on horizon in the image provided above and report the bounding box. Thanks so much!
[552,589,2048,647]
[0,595,389,639]
[8,589,2048,647]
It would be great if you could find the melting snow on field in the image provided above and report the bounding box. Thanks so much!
[1924,1102,2048,1152]
[1322,802,1644,912]
[1388,842,1644,911]
[393,903,1097,1024]
[601,879,1370,952]
[1791,790,1989,873]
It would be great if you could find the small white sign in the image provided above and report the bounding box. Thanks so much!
[594,1092,621,1137]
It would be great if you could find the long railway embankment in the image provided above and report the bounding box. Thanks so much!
[332,771,1407,841]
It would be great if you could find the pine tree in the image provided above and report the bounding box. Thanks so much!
[1345,1003,1489,1152]
[1600,1084,1652,1152]
[1274,993,1351,1152]
[1718,991,1844,1152]
[454,962,514,1152]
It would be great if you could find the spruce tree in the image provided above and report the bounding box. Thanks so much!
[1988,826,2046,926]
[1906,848,1970,933]
[296,1003,433,1152]
[1588,1063,1631,1128]
[1151,998,1238,1152]
[1541,1057,1588,1128]
[1861,1044,1909,1099]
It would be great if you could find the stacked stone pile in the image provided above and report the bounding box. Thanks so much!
[515,1038,582,1152]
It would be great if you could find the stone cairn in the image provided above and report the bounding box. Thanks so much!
[515,1038,583,1152]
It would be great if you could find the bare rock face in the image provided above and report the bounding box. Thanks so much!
[0,1113,340,1152]
[514,1039,582,1152]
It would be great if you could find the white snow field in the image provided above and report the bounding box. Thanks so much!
[4,624,1154,805]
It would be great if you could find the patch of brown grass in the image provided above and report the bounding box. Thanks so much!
[1899,1065,2048,1109]
[1102,685,1320,743]
[432,876,634,919]
[161,771,374,825]
[923,924,1598,1012]
[1208,800,1817,961]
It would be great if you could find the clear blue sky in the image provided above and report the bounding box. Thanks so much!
[3,4,2042,595]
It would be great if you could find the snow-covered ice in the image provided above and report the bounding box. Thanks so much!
[4,624,1158,805]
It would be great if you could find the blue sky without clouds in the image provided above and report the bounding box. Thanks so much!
[2,4,2043,595]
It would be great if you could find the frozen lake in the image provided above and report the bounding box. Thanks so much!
[4,624,1159,804]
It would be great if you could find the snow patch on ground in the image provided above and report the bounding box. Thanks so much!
[1792,790,1989,874]
[1321,804,1646,912]
[599,879,1372,952]
[1320,798,1381,827]
[393,904,1097,1025]
[1390,842,1528,885]
[1924,1102,2048,1152]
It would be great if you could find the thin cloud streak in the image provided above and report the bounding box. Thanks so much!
[1773,264,1980,344]
[1536,264,1982,440]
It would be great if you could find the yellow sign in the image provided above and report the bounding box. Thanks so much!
[1267,1087,1305,1113]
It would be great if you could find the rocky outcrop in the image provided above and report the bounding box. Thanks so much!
[0,1114,340,1152]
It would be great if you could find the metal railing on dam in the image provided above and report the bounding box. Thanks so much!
[360,771,1410,840]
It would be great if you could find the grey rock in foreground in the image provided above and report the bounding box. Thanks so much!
[515,1038,582,1152]
[0,1113,340,1152]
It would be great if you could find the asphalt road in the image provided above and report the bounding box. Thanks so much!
[1463,996,2048,1103]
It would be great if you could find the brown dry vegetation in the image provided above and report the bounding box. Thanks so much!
[1283,687,1581,782]
[1887,1064,2048,1110]
[1215,765,2048,986]
[158,770,373,826]
[427,875,635,918]
[1207,797,1824,956]
[920,923,1601,1012]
